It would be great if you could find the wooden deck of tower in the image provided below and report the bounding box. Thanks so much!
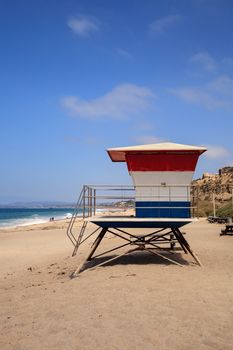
[67,142,207,276]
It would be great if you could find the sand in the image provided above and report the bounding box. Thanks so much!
[1,218,233,350]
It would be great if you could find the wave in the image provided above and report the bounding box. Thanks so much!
[0,211,74,228]
[0,217,48,228]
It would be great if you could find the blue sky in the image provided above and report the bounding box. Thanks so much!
[1,0,233,203]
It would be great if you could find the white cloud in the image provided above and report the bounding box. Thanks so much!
[134,135,167,144]
[190,52,217,73]
[68,16,100,37]
[204,145,230,159]
[115,48,132,59]
[207,75,233,96]
[61,84,155,119]
[149,14,183,34]
[169,86,227,109]
[169,74,233,110]
[171,51,233,110]
[222,57,233,67]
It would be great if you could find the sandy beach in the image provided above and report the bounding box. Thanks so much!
[1,218,233,350]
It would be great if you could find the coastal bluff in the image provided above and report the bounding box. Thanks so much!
[193,166,233,201]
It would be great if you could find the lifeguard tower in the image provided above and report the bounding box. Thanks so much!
[67,142,206,276]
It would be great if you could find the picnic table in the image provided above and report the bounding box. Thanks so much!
[220,222,233,235]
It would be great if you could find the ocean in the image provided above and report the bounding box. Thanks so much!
[0,208,75,228]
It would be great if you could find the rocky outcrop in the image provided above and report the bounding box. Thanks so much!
[192,167,233,202]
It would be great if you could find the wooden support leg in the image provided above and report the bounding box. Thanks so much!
[172,228,188,254]
[174,228,202,266]
[71,228,108,277]
[87,228,108,261]
[169,232,175,250]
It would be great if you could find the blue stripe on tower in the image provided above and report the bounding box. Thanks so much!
[135,201,191,218]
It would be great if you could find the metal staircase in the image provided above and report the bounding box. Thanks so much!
[66,184,134,256]
[66,185,97,256]
[66,186,84,248]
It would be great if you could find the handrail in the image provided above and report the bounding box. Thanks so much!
[66,184,200,248]
[71,184,198,216]
[66,187,84,246]
[66,183,233,250]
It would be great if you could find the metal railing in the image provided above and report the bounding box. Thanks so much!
[66,184,199,247]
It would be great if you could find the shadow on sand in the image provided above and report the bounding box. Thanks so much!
[82,250,190,272]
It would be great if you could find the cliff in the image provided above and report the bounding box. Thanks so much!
[193,166,233,201]
[192,167,233,216]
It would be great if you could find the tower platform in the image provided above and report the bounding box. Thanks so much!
[87,215,197,228]
[69,216,201,277]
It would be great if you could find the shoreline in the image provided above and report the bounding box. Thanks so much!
[0,207,133,231]
[0,206,131,230]
[0,217,71,231]
[0,218,71,233]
